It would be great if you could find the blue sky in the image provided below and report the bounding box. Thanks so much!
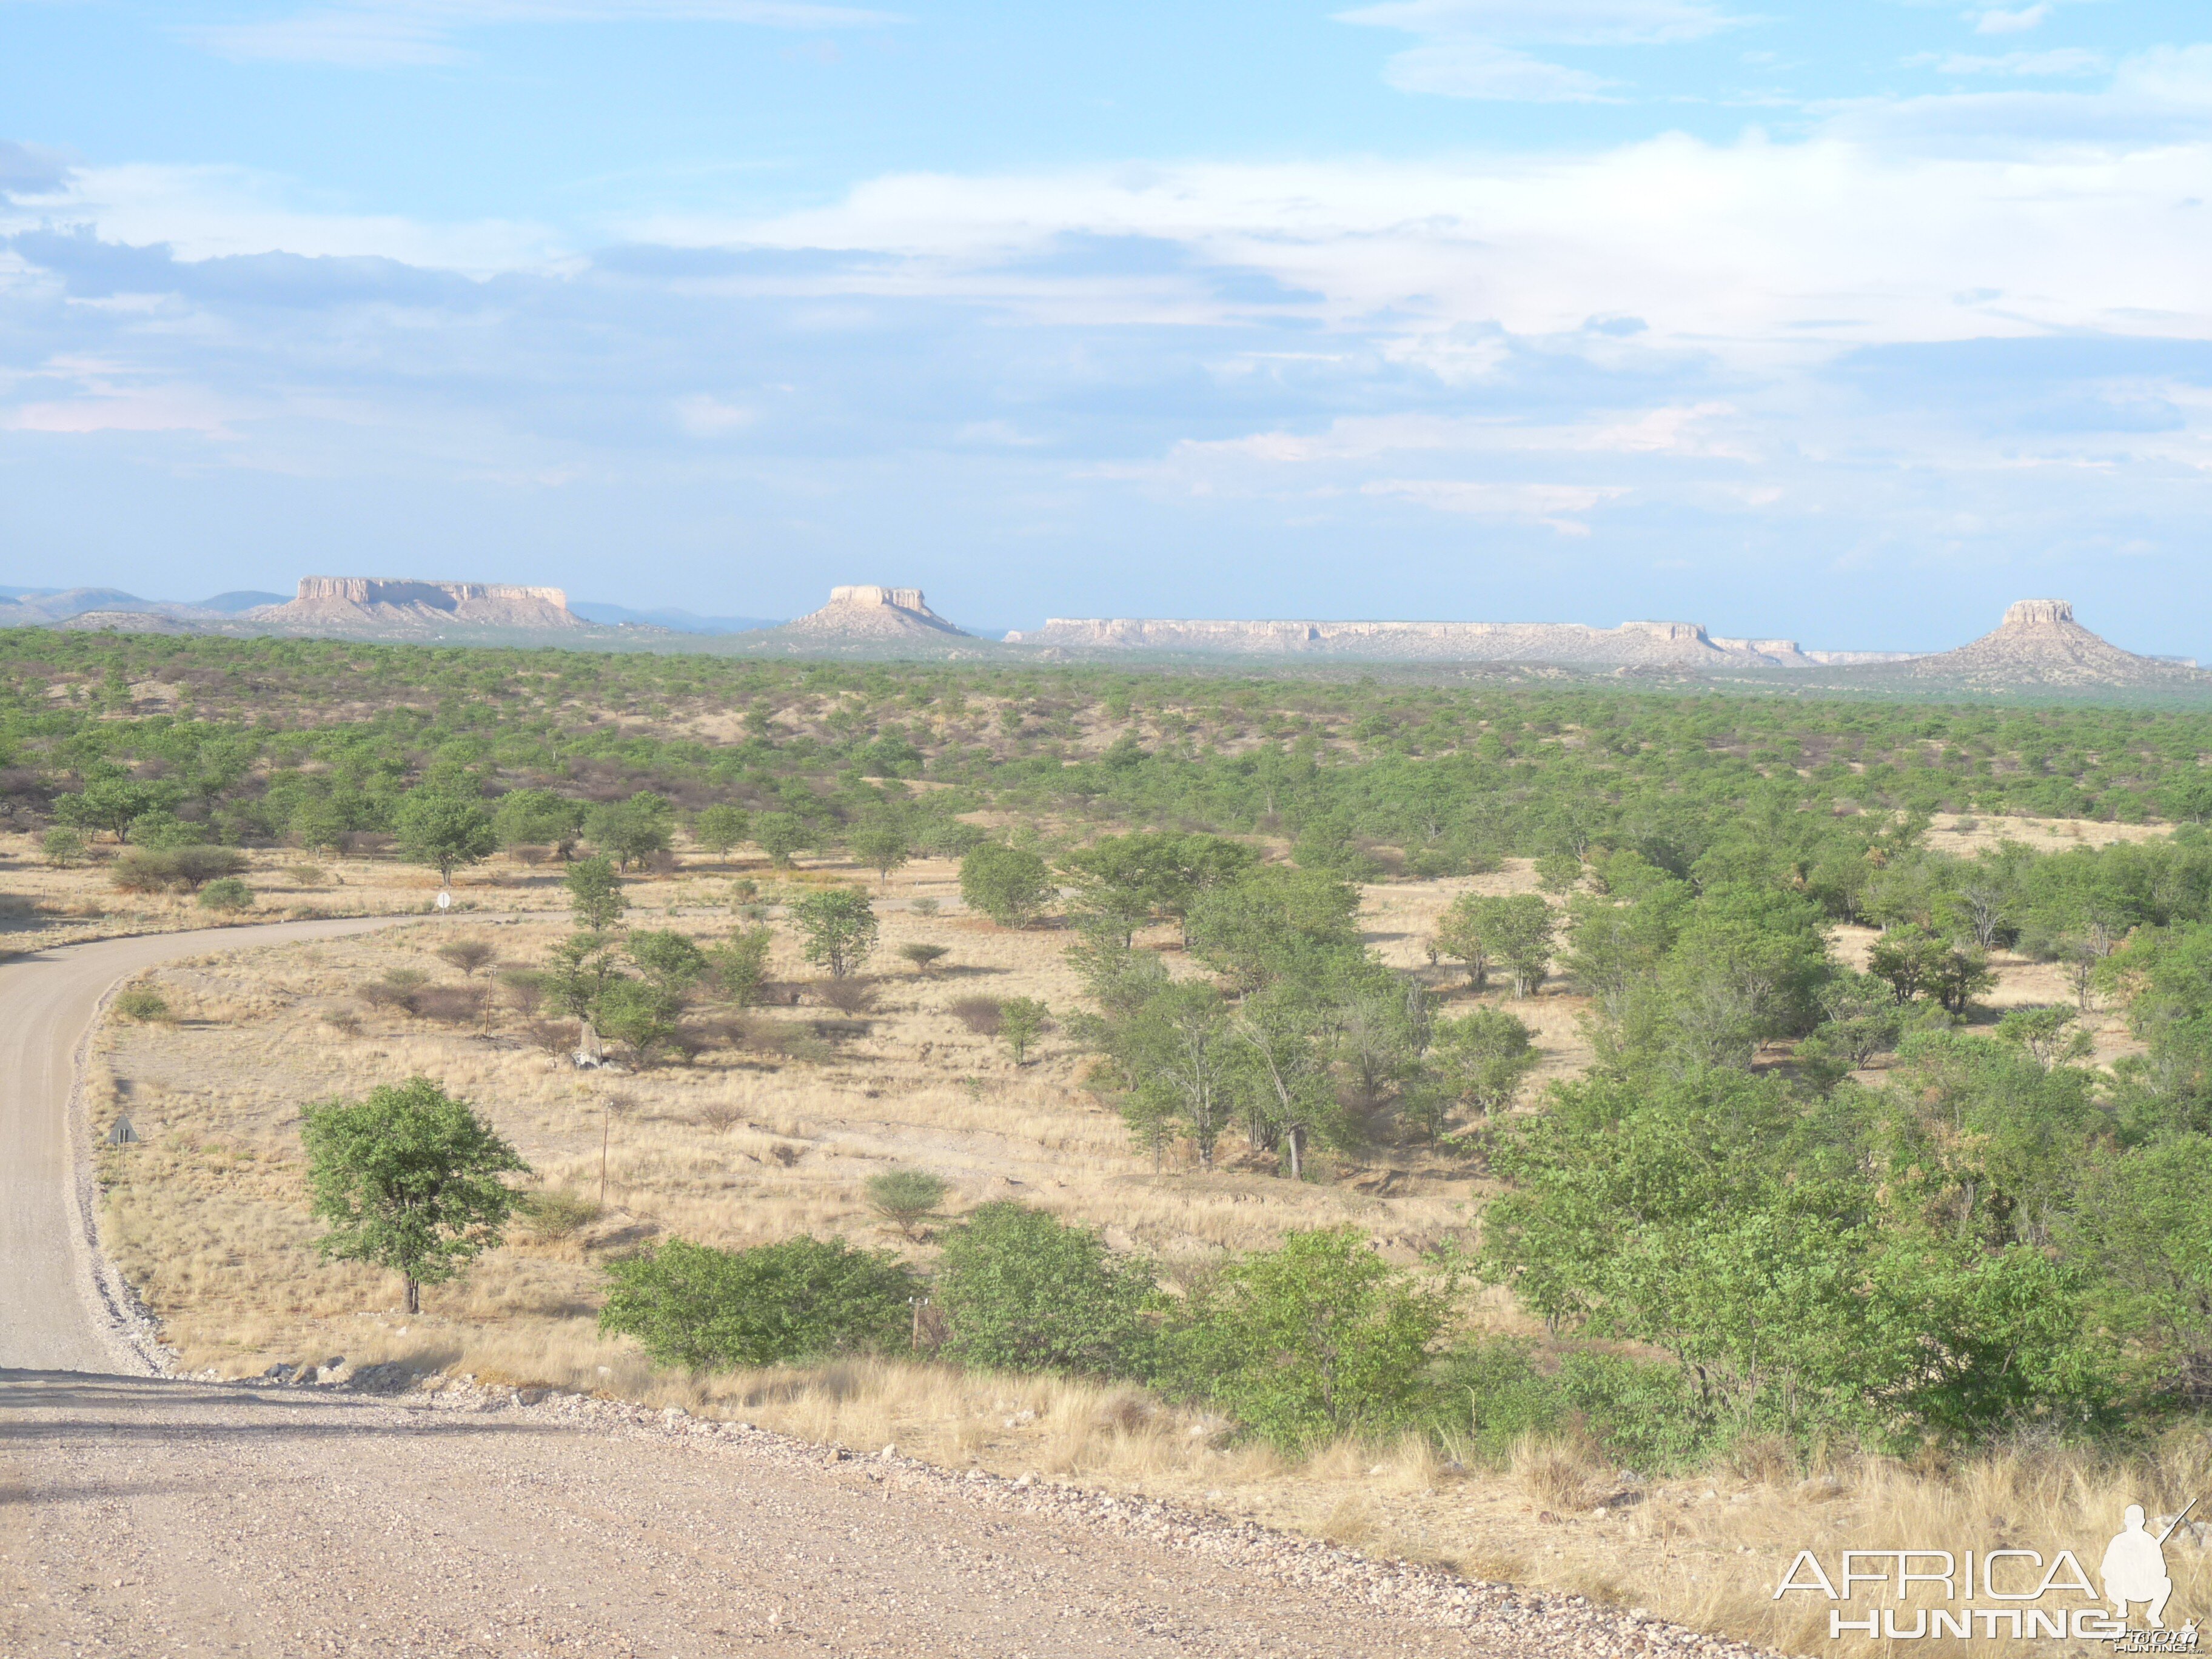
[3,1,2210,650]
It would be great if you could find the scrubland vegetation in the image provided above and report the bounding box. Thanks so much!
[13,625,2212,1650]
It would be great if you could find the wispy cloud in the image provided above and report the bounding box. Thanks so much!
[1337,0,1745,101]
[1973,4,2052,36]
[183,1,899,68]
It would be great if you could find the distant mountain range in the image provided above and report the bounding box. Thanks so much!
[2,578,2201,695]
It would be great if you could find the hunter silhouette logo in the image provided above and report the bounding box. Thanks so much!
[2105,1501,2193,1631]
[1774,1498,2202,1643]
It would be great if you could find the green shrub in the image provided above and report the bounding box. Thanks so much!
[110,845,247,895]
[113,985,171,1023]
[196,876,255,913]
[1435,1336,1716,1471]
[1169,1226,1446,1449]
[936,1202,1156,1377]
[40,826,86,867]
[519,1187,603,1241]
[598,1235,919,1370]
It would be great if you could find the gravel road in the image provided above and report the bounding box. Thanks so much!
[0,922,1768,1659]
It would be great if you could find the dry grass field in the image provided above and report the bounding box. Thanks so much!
[45,821,2212,1653]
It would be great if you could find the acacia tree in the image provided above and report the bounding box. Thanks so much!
[694,803,751,859]
[300,1078,527,1315]
[793,887,878,977]
[852,819,913,887]
[565,856,628,930]
[395,786,497,885]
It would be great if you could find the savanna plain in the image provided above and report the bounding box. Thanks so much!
[14,629,2212,1655]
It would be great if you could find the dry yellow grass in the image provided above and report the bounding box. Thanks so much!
[74,823,2208,1653]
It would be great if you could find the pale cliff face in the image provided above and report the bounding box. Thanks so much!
[261,578,581,629]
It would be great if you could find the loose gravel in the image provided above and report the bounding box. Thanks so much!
[2,1364,1786,1658]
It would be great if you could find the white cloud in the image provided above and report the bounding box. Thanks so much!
[1,159,566,274]
[663,96,2212,361]
[1973,4,2052,35]
[184,1,899,68]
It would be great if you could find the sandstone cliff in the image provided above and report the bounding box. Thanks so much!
[249,578,583,632]
[1004,615,1820,669]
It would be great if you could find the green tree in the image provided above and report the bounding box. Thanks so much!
[586,792,674,871]
[960,843,1055,927]
[753,811,809,868]
[591,976,687,1067]
[394,785,497,884]
[40,826,86,866]
[1185,866,1362,993]
[706,926,775,1005]
[1229,981,1349,1179]
[851,819,913,886]
[1439,893,1555,999]
[1170,1227,1447,1448]
[936,1202,1157,1376]
[1427,1005,1540,1122]
[693,803,751,859]
[792,887,878,977]
[626,928,707,994]
[543,931,625,1021]
[598,1236,918,1369]
[300,1077,528,1315]
[54,775,169,842]
[492,789,586,859]
[999,996,1048,1064]
[565,855,627,930]
[1061,831,1258,945]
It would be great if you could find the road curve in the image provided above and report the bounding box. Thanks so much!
[0,916,409,1374]
[0,917,1695,1659]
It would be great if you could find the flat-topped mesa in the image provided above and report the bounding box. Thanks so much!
[774,585,970,640]
[254,578,583,630]
[2003,599,2076,629]
[828,585,930,612]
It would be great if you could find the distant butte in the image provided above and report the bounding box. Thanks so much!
[767,586,971,642]
[1850,599,2207,689]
